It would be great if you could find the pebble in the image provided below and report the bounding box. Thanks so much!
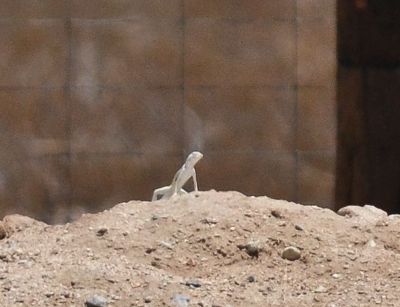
[314,285,328,293]
[185,280,202,288]
[159,241,174,250]
[281,246,301,261]
[144,296,152,303]
[85,295,108,307]
[295,224,304,231]
[96,228,108,237]
[151,260,161,268]
[366,239,377,248]
[337,205,387,225]
[238,241,261,258]
[388,214,400,220]
[145,247,156,254]
[247,275,256,283]
[172,294,190,307]
[271,210,283,219]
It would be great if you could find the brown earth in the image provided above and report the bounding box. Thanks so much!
[0,191,400,306]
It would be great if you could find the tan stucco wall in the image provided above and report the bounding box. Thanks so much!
[0,0,336,223]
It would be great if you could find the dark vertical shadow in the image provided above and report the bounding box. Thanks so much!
[336,0,400,213]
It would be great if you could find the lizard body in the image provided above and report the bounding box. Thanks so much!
[152,151,203,201]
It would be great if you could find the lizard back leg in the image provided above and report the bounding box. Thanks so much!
[170,188,188,199]
[152,186,171,201]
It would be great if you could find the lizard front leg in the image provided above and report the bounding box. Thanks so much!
[192,169,198,192]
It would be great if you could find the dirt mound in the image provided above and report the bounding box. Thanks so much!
[1,191,400,306]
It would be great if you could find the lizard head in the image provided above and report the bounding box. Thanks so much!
[185,151,203,167]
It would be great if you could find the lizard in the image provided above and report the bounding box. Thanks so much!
[152,151,203,201]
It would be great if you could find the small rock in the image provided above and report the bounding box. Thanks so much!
[111,294,120,301]
[151,260,161,268]
[337,205,387,225]
[185,280,202,288]
[238,241,261,258]
[3,214,43,236]
[85,295,108,307]
[388,214,400,220]
[294,224,304,231]
[271,210,283,219]
[314,285,328,293]
[281,246,301,261]
[96,228,108,237]
[144,296,152,303]
[172,294,190,307]
[247,275,256,283]
[159,241,174,250]
[145,247,156,254]
[366,239,377,248]
[61,291,71,298]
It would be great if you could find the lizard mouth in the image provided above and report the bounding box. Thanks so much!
[192,151,203,159]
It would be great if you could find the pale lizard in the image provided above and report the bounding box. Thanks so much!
[152,151,203,201]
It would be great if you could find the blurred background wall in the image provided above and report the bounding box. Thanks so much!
[0,0,336,223]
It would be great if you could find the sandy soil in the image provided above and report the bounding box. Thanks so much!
[1,190,400,307]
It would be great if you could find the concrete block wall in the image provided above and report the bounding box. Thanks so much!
[0,0,336,223]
